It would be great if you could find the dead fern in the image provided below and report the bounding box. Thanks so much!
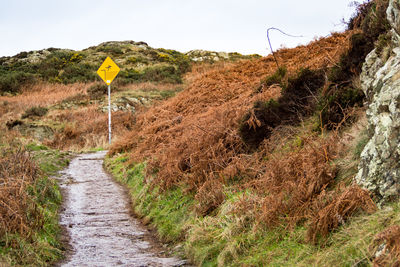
[372,225,400,266]
[307,185,376,244]
[0,149,42,238]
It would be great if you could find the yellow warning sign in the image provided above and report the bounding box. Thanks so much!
[97,57,120,85]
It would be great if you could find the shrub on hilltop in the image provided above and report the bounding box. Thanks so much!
[318,0,390,129]
[21,106,48,119]
[0,67,35,94]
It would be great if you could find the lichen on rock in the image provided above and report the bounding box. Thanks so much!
[356,0,400,204]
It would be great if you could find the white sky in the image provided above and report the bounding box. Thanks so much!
[0,0,361,57]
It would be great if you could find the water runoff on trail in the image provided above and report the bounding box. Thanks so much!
[57,151,187,267]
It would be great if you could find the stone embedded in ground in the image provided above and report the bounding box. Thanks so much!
[15,122,54,141]
[100,96,150,113]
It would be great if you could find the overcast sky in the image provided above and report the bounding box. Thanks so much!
[0,0,361,57]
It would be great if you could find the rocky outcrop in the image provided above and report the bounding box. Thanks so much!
[185,50,260,62]
[355,0,400,203]
[100,96,150,113]
[186,50,230,62]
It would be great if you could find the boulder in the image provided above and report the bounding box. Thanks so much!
[355,0,400,203]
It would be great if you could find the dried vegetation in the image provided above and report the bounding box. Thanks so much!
[0,81,176,151]
[110,30,377,244]
[109,4,397,255]
[0,148,41,238]
[45,107,135,150]
[372,225,400,266]
[2,1,395,264]
[0,127,68,265]
[111,33,351,191]
[0,82,91,117]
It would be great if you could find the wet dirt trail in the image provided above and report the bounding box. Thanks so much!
[57,151,186,267]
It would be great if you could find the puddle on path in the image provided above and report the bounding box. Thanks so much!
[57,151,186,267]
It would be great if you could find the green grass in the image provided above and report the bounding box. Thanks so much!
[184,195,400,267]
[298,202,400,266]
[106,153,400,267]
[31,147,71,175]
[0,176,63,265]
[159,89,181,99]
[0,143,70,266]
[354,130,369,160]
[105,156,194,242]
[86,147,105,152]
[26,142,49,151]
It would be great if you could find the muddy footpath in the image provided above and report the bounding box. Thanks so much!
[56,151,188,267]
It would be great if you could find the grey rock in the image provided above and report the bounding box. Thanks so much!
[15,123,54,141]
[99,96,152,113]
[387,0,400,35]
[185,49,247,62]
[375,243,386,259]
[356,0,400,204]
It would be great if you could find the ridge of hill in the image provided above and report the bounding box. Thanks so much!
[0,41,260,94]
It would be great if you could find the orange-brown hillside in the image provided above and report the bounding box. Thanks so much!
[110,30,378,244]
[110,32,351,189]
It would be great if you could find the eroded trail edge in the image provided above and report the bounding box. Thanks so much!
[57,151,185,267]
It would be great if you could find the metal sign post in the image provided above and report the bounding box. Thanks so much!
[96,57,120,145]
[108,84,112,144]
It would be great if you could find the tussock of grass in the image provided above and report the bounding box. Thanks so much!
[21,106,48,119]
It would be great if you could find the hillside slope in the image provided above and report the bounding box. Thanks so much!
[110,32,350,188]
[106,0,400,266]
[0,41,260,150]
[2,0,399,265]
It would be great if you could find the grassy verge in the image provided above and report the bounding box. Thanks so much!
[106,153,400,266]
[0,143,70,266]
[105,157,194,243]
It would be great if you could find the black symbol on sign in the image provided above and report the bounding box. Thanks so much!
[106,65,112,71]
